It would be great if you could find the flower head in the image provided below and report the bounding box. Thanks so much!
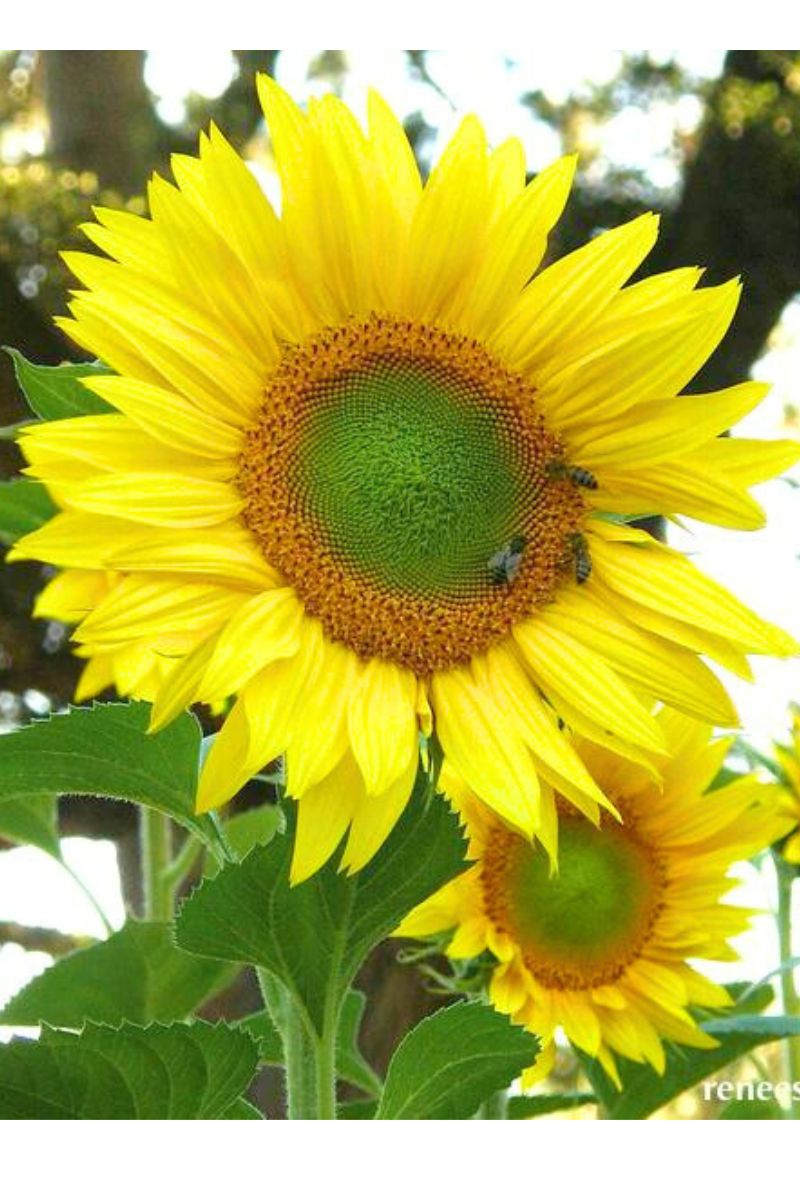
[396,712,793,1084]
[9,78,799,879]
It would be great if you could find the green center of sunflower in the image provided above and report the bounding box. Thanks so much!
[237,315,588,674]
[294,360,524,597]
[482,813,664,989]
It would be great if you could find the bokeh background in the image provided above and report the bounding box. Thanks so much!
[1,49,799,1117]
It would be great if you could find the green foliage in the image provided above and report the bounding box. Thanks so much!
[241,989,382,1097]
[6,349,112,421]
[718,1097,784,1119]
[0,921,238,1027]
[0,479,56,544]
[0,1021,259,1119]
[0,793,59,856]
[0,701,215,844]
[205,804,284,877]
[507,1091,597,1119]
[375,1001,539,1120]
[581,1011,800,1120]
[175,778,467,1038]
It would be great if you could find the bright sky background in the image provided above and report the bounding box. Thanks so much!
[2,48,799,1032]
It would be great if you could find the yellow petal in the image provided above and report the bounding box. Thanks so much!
[59,472,243,528]
[340,749,419,874]
[590,530,797,656]
[492,213,659,374]
[513,618,666,754]
[82,375,244,458]
[290,758,357,884]
[432,663,540,837]
[459,154,576,337]
[347,658,418,794]
[287,640,357,796]
[404,114,489,322]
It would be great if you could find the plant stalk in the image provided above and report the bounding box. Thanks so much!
[774,851,800,1118]
[140,809,173,921]
[257,968,319,1119]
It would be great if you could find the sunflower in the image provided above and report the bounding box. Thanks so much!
[9,77,799,880]
[395,711,793,1085]
[774,708,800,864]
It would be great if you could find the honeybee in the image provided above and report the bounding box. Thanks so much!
[547,461,598,490]
[569,532,592,584]
[488,534,527,585]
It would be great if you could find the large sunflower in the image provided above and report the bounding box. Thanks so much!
[9,78,799,880]
[395,712,793,1084]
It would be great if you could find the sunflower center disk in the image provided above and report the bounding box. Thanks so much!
[238,316,586,673]
[483,815,664,989]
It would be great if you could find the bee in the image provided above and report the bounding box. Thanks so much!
[569,532,592,584]
[547,461,598,490]
[488,534,527,585]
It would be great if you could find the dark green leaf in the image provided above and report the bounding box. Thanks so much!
[0,921,238,1027]
[6,350,112,421]
[0,479,57,545]
[0,701,212,843]
[176,777,467,1036]
[376,1001,539,1120]
[0,1021,260,1119]
[507,1091,597,1119]
[583,1013,800,1120]
[0,793,59,856]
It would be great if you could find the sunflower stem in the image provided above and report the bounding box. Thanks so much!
[315,1011,338,1121]
[140,809,173,921]
[257,968,318,1119]
[774,851,800,1118]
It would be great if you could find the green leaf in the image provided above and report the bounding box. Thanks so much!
[0,921,238,1027]
[240,989,382,1097]
[0,479,57,545]
[337,989,383,1098]
[0,1021,260,1119]
[176,776,467,1037]
[6,350,112,422]
[220,1097,264,1119]
[339,1098,378,1119]
[205,804,284,877]
[0,701,213,843]
[507,1091,597,1119]
[376,1001,539,1120]
[0,793,59,856]
[582,1012,800,1120]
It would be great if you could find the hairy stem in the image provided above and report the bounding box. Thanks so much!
[775,852,800,1118]
[140,809,173,921]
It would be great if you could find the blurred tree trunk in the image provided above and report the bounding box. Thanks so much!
[42,51,156,194]
[654,50,800,392]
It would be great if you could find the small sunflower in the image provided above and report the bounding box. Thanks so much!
[9,78,799,880]
[396,711,793,1085]
[774,708,800,864]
